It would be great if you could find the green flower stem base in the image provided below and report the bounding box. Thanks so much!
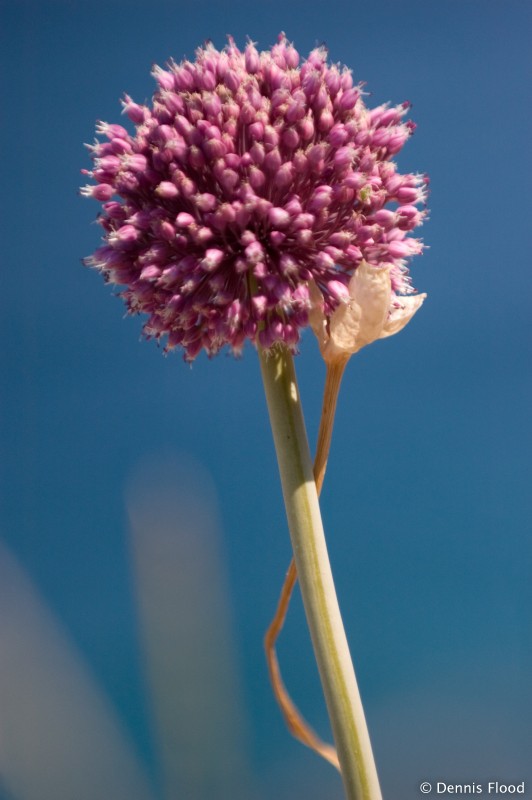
[259,343,382,800]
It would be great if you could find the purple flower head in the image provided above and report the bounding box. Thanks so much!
[82,34,427,361]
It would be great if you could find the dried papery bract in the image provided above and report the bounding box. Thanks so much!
[309,260,426,364]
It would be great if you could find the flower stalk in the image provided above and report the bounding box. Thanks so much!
[259,343,381,800]
[264,356,348,770]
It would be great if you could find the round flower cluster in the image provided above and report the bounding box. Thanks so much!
[82,34,427,360]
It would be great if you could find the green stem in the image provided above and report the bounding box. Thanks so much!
[259,344,382,800]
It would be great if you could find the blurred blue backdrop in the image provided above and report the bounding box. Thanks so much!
[1,1,530,798]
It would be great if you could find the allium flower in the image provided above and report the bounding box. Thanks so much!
[82,34,427,361]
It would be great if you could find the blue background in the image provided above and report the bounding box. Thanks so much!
[1,1,530,798]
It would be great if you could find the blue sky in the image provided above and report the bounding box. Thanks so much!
[1,2,530,798]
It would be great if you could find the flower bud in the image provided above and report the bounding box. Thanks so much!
[193,226,214,244]
[286,100,306,123]
[252,295,268,316]
[296,229,313,246]
[292,212,315,229]
[269,230,286,246]
[387,239,412,259]
[285,44,299,69]
[224,69,240,92]
[396,205,422,229]
[372,209,396,229]
[264,125,280,148]
[321,117,342,148]
[279,254,298,274]
[176,212,196,227]
[174,64,195,91]
[334,184,355,203]
[245,240,264,263]
[326,279,349,301]
[334,146,355,169]
[202,92,222,117]
[152,65,174,91]
[219,168,239,192]
[293,151,308,174]
[274,162,294,189]
[156,181,179,199]
[285,197,302,216]
[314,86,328,111]
[110,224,139,247]
[195,193,217,211]
[387,128,410,154]
[264,148,282,173]
[325,68,341,96]
[396,185,420,203]
[338,87,359,111]
[110,137,132,155]
[245,42,260,73]
[309,186,332,211]
[316,252,336,270]
[328,123,348,147]
[249,165,266,190]
[298,115,315,141]
[121,95,146,124]
[250,142,265,164]
[202,248,225,271]
[96,122,129,140]
[307,144,327,166]
[140,265,161,281]
[80,183,114,201]
[269,207,291,228]
[189,146,205,168]
[282,127,300,149]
